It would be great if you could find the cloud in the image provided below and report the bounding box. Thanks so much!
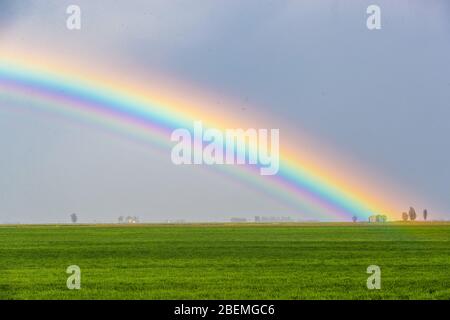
[0,0,22,32]
[0,0,31,30]
[0,0,15,24]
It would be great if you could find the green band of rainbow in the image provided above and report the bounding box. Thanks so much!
[0,60,382,220]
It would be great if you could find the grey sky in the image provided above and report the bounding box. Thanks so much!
[0,0,449,223]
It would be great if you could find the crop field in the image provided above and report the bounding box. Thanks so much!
[0,222,449,300]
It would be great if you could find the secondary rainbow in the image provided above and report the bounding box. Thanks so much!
[0,55,392,220]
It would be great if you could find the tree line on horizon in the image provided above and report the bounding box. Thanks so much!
[402,207,428,221]
[351,207,429,223]
[68,208,431,224]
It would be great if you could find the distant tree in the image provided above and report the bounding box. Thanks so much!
[402,212,409,221]
[408,207,417,221]
[118,216,124,223]
[126,216,132,224]
[374,215,387,223]
[423,209,428,221]
[352,216,358,223]
[70,213,78,224]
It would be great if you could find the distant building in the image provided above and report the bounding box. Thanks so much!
[165,219,186,224]
[230,218,247,223]
[126,216,139,224]
[255,216,293,223]
[369,214,387,223]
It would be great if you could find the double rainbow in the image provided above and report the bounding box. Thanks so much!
[0,53,395,220]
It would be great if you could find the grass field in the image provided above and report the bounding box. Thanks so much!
[0,222,449,300]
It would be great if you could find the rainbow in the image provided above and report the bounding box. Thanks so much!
[0,54,396,220]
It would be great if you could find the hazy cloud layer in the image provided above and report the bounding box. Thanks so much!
[0,1,449,223]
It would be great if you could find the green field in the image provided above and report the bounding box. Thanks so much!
[1,222,449,299]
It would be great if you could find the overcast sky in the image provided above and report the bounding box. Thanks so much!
[0,0,449,223]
